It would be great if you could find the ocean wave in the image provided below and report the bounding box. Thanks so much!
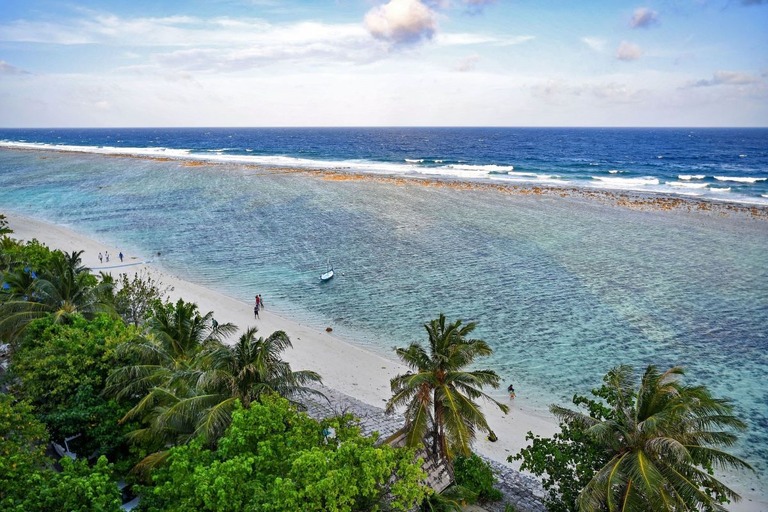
[709,187,731,192]
[0,140,193,159]
[446,164,515,173]
[404,158,424,163]
[678,174,706,180]
[493,171,563,184]
[666,181,709,189]
[592,176,660,186]
[713,176,767,183]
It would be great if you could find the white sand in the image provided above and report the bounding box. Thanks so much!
[4,212,765,512]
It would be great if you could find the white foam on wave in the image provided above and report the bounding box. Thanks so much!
[714,176,767,183]
[0,140,193,159]
[592,176,660,186]
[410,166,491,179]
[608,170,621,174]
[446,164,515,173]
[666,181,709,189]
[404,158,423,163]
[493,171,563,184]
[709,187,731,192]
[678,174,706,180]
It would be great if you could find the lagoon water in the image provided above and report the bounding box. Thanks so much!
[1,129,767,482]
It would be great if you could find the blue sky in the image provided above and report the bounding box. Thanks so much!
[0,0,766,127]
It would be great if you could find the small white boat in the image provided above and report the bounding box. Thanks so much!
[320,259,334,281]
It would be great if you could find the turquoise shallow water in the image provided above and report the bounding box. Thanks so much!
[1,149,767,481]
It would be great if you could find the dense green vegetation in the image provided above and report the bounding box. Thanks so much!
[514,365,752,512]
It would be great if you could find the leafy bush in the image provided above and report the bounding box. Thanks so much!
[453,453,502,503]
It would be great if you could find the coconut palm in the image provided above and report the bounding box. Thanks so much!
[552,365,752,512]
[386,314,508,462]
[0,250,113,341]
[104,299,236,468]
[159,326,325,443]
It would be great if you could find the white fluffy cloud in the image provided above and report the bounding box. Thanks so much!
[617,41,643,61]
[630,8,659,29]
[364,0,438,44]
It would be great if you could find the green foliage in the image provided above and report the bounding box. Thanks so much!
[512,411,608,512]
[0,237,59,275]
[26,456,123,512]
[454,453,503,503]
[141,396,429,512]
[112,270,173,326]
[42,384,136,460]
[0,214,11,236]
[9,313,136,457]
[12,313,133,411]
[0,394,50,508]
[514,365,753,512]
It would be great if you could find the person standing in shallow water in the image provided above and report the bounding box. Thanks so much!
[507,384,516,399]
[119,251,123,262]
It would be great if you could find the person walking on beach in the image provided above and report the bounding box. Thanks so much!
[254,303,260,319]
[119,251,123,262]
[507,384,516,399]
[105,251,110,262]
[98,252,103,264]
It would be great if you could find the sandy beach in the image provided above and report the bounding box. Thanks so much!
[4,211,765,512]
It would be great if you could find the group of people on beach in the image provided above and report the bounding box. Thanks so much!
[254,294,264,318]
[97,251,124,264]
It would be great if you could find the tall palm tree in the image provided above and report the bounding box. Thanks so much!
[386,314,508,462]
[552,365,752,512]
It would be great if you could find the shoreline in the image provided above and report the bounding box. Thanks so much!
[4,211,766,512]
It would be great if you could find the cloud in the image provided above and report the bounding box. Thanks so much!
[0,60,30,75]
[617,41,643,61]
[436,33,533,46]
[691,70,761,87]
[630,8,659,28]
[364,0,437,44]
[581,37,607,52]
[462,0,497,14]
[455,54,480,72]
[531,79,646,104]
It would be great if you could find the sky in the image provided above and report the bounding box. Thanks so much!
[0,0,766,127]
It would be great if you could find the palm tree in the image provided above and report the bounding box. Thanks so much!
[162,326,325,443]
[552,365,752,512]
[0,250,113,341]
[386,314,509,462]
[104,299,236,468]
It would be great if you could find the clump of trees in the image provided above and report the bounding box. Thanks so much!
[514,365,753,512]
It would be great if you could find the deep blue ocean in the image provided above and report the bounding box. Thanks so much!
[1,128,767,488]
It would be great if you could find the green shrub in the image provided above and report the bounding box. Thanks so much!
[453,453,503,503]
